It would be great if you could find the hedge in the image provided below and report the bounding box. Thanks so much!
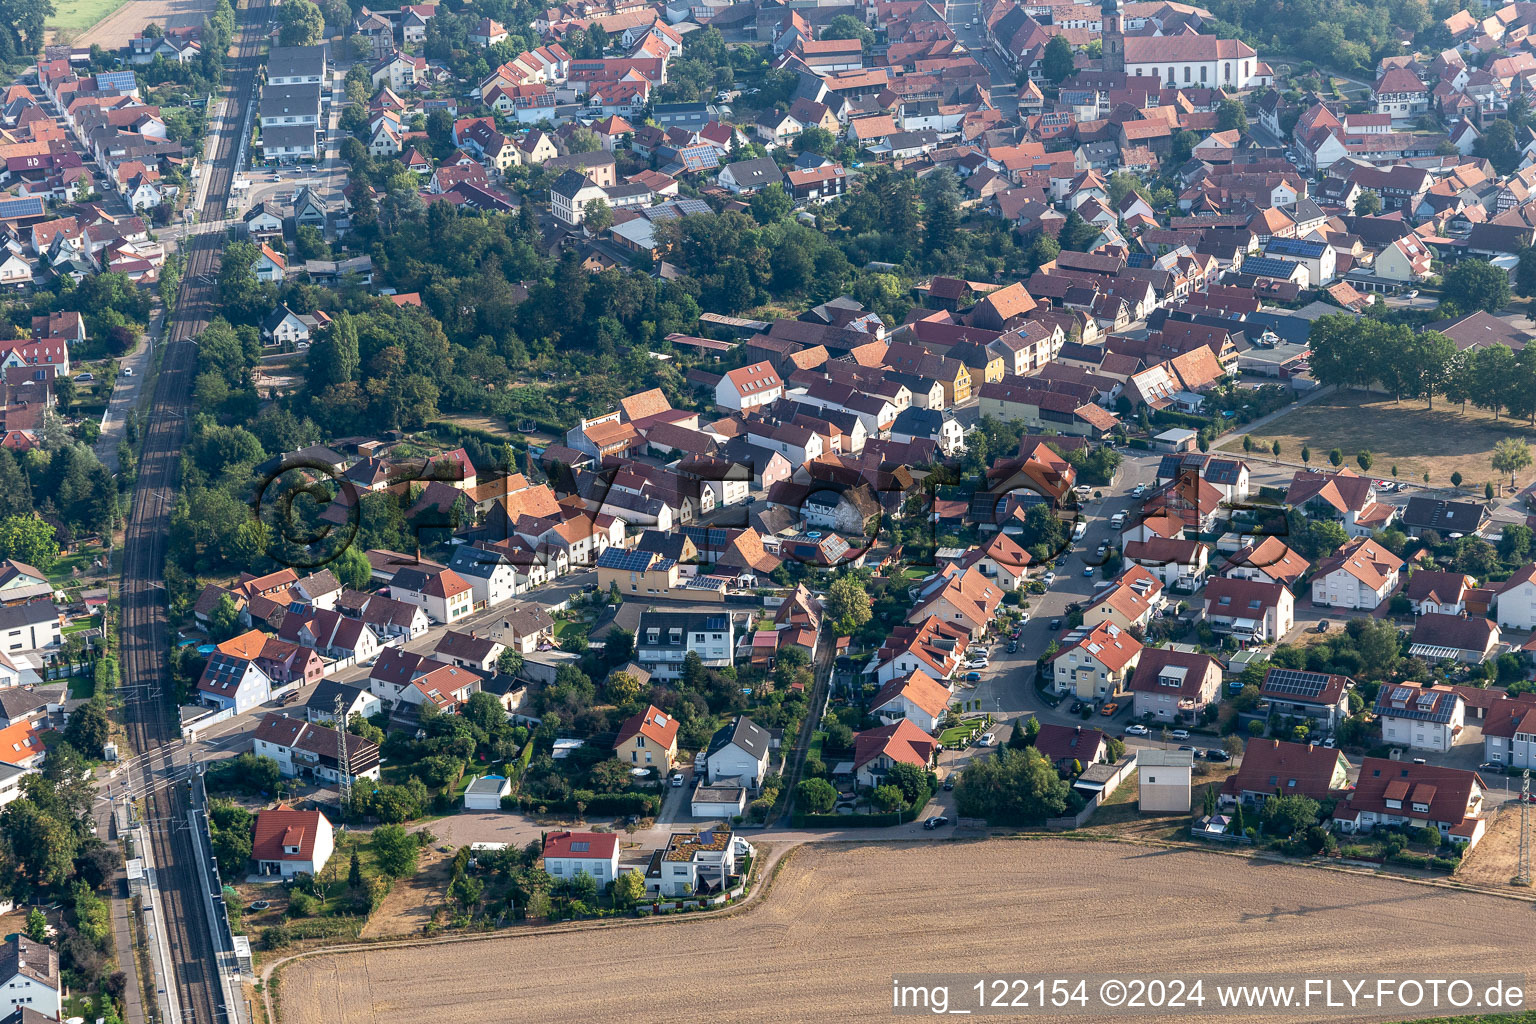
[509,791,660,816]
[791,783,935,828]
[1389,850,1458,873]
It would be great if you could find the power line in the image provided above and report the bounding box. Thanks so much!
[1515,769,1531,888]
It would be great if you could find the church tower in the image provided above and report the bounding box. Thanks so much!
[1102,0,1125,74]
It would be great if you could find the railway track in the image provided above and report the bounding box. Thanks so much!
[118,1,269,1021]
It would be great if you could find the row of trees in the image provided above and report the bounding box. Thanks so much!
[1307,313,1536,421]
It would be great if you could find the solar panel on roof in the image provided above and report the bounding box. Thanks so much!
[597,548,658,572]
[0,196,44,219]
[1240,256,1302,279]
[1262,668,1330,699]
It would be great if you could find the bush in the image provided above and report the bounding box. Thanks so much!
[261,924,291,949]
[286,891,317,918]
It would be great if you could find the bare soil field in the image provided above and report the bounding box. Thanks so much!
[276,840,1536,1024]
[1219,390,1535,490]
[1457,805,1522,887]
[71,0,215,50]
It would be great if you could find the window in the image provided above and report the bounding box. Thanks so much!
[1183,67,1191,82]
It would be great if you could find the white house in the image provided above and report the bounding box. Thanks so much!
[1374,682,1465,753]
[1310,536,1403,610]
[868,669,951,733]
[715,361,784,412]
[635,610,734,680]
[251,712,383,786]
[252,806,335,878]
[704,716,771,790]
[649,829,753,896]
[1333,759,1486,851]
[446,547,521,608]
[0,936,60,1019]
[387,566,474,624]
[1494,563,1536,630]
[1202,577,1294,642]
[541,830,620,886]
[1481,695,1536,768]
[0,600,59,654]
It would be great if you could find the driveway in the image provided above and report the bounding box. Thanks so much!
[94,307,162,471]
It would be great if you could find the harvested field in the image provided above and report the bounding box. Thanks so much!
[69,0,216,49]
[1219,390,1536,490]
[276,840,1536,1024]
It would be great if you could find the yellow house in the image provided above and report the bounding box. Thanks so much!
[596,547,681,598]
[614,704,679,768]
[949,341,1005,385]
[943,358,973,405]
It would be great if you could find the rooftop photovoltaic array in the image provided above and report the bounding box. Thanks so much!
[1262,668,1329,698]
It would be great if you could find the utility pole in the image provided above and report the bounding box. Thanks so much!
[1515,769,1532,887]
[334,695,352,814]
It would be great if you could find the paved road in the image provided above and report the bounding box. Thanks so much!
[945,0,1019,114]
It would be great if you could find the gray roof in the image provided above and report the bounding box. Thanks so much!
[0,600,54,630]
[707,715,770,761]
[0,936,58,989]
[259,83,322,119]
[721,157,783,189]
[1136,748,1194,768]
[266,44,327,80]
[550,168,595,200]
[261,125,319,152]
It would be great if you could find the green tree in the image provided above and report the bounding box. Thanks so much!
[795,126,836,154]
[348,850,362,889]
[1492,437,1532,488]
[796,776,836,813]
[826,575,872,635]
[1354,189,1382,216]
[1443,258,1512,314]
[606,670,643,704]
[1517,246,1536,297]
[1356,450,1373,472]
[1272,440,1281,459]
[279,0,324,44]
[1216,97,1248,132]
[64,701,109,757]
[24,908,46,943]
[1260,794,1321,837]
[612,868,646,908]
[954,747,1070,824]
[371,824,420,878]
[1476,118,1523,174]
[1041,34,1074,83]
[0,516,57,572]
[1328,448,1343,467]
[821,13,874,47]
[332,545,372,591]
[872,784,904,811]
[749,182,792,224]
[582,199,613,232]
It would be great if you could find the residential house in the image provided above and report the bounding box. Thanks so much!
[1050,620,1142,701]
[540,831,620,887]
[705,716,771,790]
[1334,759,1487,850]
[1202,577,1293,642]
[852,719,937,789]
[387,566,474,624]
[251,712,383,786]
[1033,723,1108,771]
[1409,612,1501,664]
[0,937,57,1020]
[1127,648,1223,724]
[1310,536,1403,610]
[252,806,335,878]
[650,829,753,896]
[635,610,734,680]
[1374,682,1465,752]
[1479,694,1536,768]
[1258,667,1352,733]
[614,704,679,768]
[868,669,951,733]
[1220,739,1351,807]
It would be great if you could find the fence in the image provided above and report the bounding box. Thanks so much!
[1045,792,1103,831]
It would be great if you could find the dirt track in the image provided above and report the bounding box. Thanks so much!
[275,840,1536,1024]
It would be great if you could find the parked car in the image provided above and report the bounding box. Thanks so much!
[1316,619,1330,633]
[1178,744,1196,752]
[1125,723,1149,736]
[1131,484,1146,497]
[1072,521,1087,540]
[670,772,684,787]
[1082,565,1095,576]
[120,366,134,377]
[1205,749,1231,762]
[1049,617,1062,630]
[1096,542,1108,556]
[1070,701,1085,714]
[974,734,995,747]
[1171,729,1190,740]
[943,776,955,790]
[1042,571,1056,586]
[1007,642,1017,653]
[964,671,982,682]
[1479,762,1505,773]
[923,815,950,829]
[74,372,93,382]
[1100,702,1119,716]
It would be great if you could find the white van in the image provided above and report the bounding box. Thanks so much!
[1071,521,1087,541]
[1109,511,1127,528]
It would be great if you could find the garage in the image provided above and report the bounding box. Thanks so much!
[463,774,511,811]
